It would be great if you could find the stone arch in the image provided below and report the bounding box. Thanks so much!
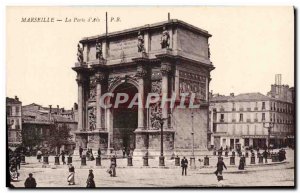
[108,76,139,93]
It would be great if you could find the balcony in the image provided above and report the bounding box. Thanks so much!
[232,108,236,111]
[254,118,258,122]
[220,119,225,123]
[239,108,244,111]
[232,119,236,123]
[254,107,258,111]
[220,108,225,112]
[247,108,251,111]
[246,119,251,123]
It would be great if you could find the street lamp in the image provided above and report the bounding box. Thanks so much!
[152,109,168,166]
[263,122,274,149]
[190,111,196,169]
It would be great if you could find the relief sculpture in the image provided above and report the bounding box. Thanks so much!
[88,106,96,131]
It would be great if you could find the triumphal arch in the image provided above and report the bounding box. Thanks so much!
[72,19,214,157]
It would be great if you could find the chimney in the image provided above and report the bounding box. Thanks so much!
[57,105,60,115]
[230,93,234,97]
[15,96,19,101]
[49,105,52,121]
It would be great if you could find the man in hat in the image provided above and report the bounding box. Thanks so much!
[181,157,188,176]
[79,146,83,158]
[110,156,117,177]
[215,157,227,181]
[24,173,37,188]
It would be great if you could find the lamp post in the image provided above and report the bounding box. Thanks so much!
[190,111,196,169]
[153,109,168,166]
[159,118,166,166]
[263,122,274,149]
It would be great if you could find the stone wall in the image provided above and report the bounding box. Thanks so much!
[172,107,208,155]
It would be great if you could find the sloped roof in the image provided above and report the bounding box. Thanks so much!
[230,92,271,102]
[210,95,233,102]
[6,97,21,104]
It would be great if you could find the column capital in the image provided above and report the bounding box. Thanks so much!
[160,63,172,76]
[95,71,106,84]
[76,76,86,85]
[136,65,148,79]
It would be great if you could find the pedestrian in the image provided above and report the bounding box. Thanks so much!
[24,173,37,188]
[215,157,227,181]
[36,150,42,162]
[263,149,268,163]
[90,150,95,161]
[61,150,66,165]
[67,164,75,185]
[122,147,126,158]
[86,169,96,188]
[97,148,101,157]
[79,146,83,158]
[238,155,245,170]
[16,155,21,170]
[110,156,117,177]
[181,156,188,176]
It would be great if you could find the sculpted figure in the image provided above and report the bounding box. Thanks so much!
[137,31,145,52]
[77,43,84,63]
[96,40,103,59]
[161,26,170,49]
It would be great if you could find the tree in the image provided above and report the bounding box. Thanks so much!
[21,124,44,155]
[47,122,72,155]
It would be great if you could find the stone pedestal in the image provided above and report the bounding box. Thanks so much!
[159,156,165,166]
[250,156,255,164]
[258,156,263,164]
[67,156,72,164]
[230,156,235,165]
[43,156,49,164]
[54,156,60,165]
[127,156,133,166]
[81,156,87,166]
[204,156,209,166]
[96,156,101,166]
[143,156,149,166]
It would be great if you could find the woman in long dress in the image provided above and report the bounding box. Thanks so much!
[86,169,95,188]
[67,164,75,185]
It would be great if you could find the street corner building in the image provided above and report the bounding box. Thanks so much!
[209,75,295,151]
[72,19,215,157]
[7,96,22,148]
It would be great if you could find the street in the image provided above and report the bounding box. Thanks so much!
[10,149,294,188]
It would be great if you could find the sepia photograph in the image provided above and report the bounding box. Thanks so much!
[5,6,295,188]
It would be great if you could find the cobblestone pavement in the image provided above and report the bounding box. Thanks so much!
[10,149,294,188]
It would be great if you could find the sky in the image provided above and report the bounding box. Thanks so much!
[6,6,294,109]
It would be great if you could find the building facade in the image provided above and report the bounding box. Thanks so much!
[209,80,294,150]
[73,19,214,156]
[7,96,22,148]
[22,103,77,154]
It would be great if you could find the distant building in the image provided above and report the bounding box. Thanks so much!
[7,96,22,148]
[209,76,294,150]
[22,103,78,153]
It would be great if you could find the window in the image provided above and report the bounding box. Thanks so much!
[245,138,250,146]
[262,113,265,121]
[15,106,20,115]
[254,113,258,122]
[262,102,265,110]
[6,106,12,116]
[220,114,224,122]
[239,114,243,122]
[232,103,236,111]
